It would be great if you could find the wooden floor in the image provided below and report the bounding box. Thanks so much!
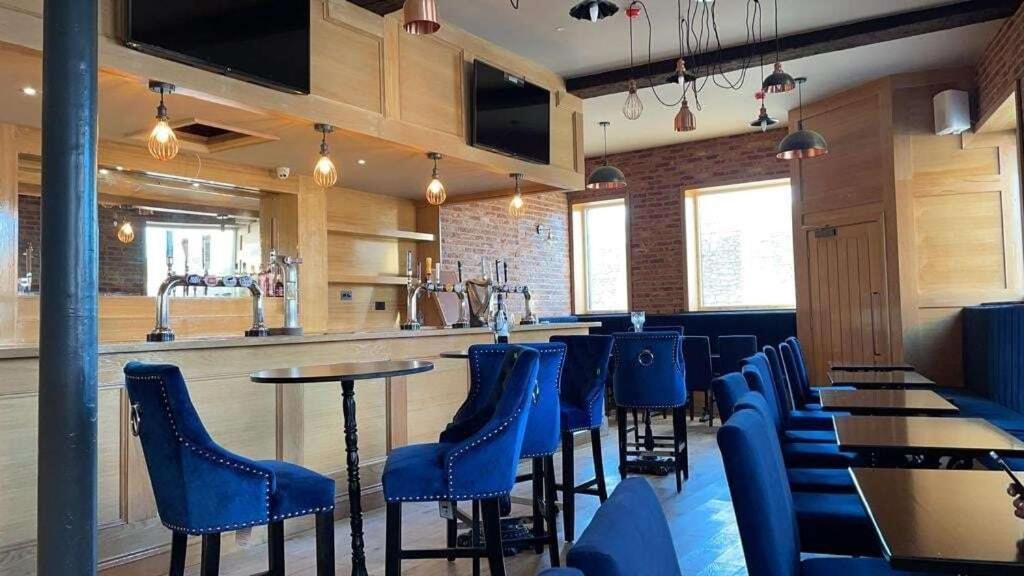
[103,418,746,576]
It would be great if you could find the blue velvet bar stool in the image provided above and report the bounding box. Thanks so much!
[628,326,684,442]
[550,334,614,543]
[383,346,540,576]
[719,409,918,576]
[123,362,336,576]
[683,335,715,426]
[612,331,689,492]
[717,334,757,375]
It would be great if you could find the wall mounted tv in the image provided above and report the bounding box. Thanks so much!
[471,60,551,165]
[125,0,310,95]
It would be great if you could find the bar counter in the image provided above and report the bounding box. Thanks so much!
[0,322,596,572]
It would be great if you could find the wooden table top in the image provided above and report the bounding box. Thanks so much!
[852,468,1024,575]
[827,369,935,388]
[828,360,916,372]
[818,389,958,415]
[835,416,1024,455]
[250,360,434,384]
[439,350,470,359]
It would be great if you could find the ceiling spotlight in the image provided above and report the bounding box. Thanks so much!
[622,79,643,121]
[357,159,367,166]
[20,86,38,96]
[147,81,179,162]
[586,121,627,190]
[98,168,110,176]
[570,0,619,23]
[778,77,828,160]
[425,152,446,206]
[508,173,526,218]
[403,0,440,35]
[313,123,339,188]
[674,98,696,132]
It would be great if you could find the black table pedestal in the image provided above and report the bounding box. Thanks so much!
[341,378,368,576]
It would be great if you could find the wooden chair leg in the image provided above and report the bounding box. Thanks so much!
[531,457,545,553]
[481,498,508,576]
[590,428,609,502]
[268,521,285,576]
[543,455,560,567]
[561,431,576,542]
[169,532,187,576]
[200,533,221,576]
[315,511,335,576]
[617,407,628,480]
[385,502,402,576]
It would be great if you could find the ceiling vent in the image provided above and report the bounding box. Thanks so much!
[127,118,278,154]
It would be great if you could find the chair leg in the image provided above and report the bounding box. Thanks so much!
[544,455,560,567]
[446,510,458,561]
[631,408,640,444]
[268,521,285,576]
[689,392,695,421]
[472,499,481,576]
[616,407,628,480]
[481,498,508,576]
[706,391,714,428]
[531,457,545,554]
[561,431,576,542]
[385,502,402,576]
[315,510,335,576]
[680,408,690,480]
[200,533,220,576]
[591,428,609,502]
[169,532,187,576]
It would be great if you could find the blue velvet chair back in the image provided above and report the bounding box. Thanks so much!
[741,356,784,429]
[734,391,780,435]
[445,343,563,458]
[682,336,714,393]
[718,409,801,576]
[551,335,614,431]
[124,362,271,533]
[784,337,813,394]
[779,341,811,408]
[764,345,795,412]
[718,335,758,375]
[612,332,687,409]
[711,372,749,422]
[564,478,682,576]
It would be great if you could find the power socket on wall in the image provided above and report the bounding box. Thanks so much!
[339,290,353,301]
[374,301,386,311]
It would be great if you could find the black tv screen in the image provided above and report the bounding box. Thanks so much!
[126,0,310,95]
[472,60,551,165]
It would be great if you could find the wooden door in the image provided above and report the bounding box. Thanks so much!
[804,218,891,382]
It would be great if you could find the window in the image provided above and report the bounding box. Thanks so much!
[572,198,629,313]
[684,180,795,310]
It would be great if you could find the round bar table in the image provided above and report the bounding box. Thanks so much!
[251,360,434,576]
[439,349,470,359]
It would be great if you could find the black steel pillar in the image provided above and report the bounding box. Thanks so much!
[36,0,99,573]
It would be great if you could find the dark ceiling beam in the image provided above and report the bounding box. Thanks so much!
[567,0,1021,99]
[348,0,405,16]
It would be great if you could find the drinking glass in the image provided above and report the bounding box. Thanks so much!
[630,311,646,332]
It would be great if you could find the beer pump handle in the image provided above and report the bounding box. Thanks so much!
[503,261,508,285]
[457,261,463,283]
[495,260,500,283]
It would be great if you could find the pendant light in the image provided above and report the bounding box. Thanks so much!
[622,8,643,120]
[587,121,627,190]
[750,91,778,132]
[403,0,440,35]
[508,173,526,219]
[674,95,696,132]
[762,0,796,94]
[313,123,339,188]
[117,220,136,244]
[425,152,446,205]
[570,0,619,22]
[147,81,179,162]
[777,77,828,160]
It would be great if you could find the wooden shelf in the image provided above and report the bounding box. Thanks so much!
[327,223,435,242]
[328,274,409,286]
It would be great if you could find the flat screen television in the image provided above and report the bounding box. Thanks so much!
[126,0,310,95]
[471,60,551,165]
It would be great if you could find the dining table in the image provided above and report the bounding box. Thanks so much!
[834,415,1024,462]
[817,389,958,416]
[826,369,935,389]
[828,360,916,372]
[851,467,1024,575]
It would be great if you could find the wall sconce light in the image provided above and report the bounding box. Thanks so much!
[425,152,446,205]
[313,123,339,188]
[508,173,526,219]
[147,81,179,161]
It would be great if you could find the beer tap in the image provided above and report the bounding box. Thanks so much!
[400,252,470,330]
[201,235,211,296]
[401,250,425,331]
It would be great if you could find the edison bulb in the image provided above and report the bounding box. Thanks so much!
[589,1,600,22]
[148,120,179,161]
[117,221,135,244]
[426,177,446,205]
[509,193,526,218]
[313,154,339,188]
[623,81,643,121]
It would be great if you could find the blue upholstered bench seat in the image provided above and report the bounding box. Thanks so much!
[938,388,1024,432]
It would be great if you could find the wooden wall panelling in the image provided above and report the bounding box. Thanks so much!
[297,178,329,334]
[315,2,385,114]
[396,32,465,137]
[0,124,16,343]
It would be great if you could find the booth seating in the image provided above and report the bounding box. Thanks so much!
[719,409,920,576]
[718,335,758,375]
[683,336,715,424]
[536,478,682,576]
[123,362,336,576]
[612,332,689,492]
[382,347,540,576]
[551,335,615,542]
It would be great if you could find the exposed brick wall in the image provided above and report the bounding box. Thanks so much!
[571,130,791,314]
[977,2,1024,125]
[439,190,571,318]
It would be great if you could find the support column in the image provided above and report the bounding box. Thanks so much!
[37,0,99,573]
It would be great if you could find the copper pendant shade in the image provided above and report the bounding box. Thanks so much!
[587,121,627,190]
[777,125,829,160]
[674,99,696,132]
[403,0,440,35]
[762,62,796,94]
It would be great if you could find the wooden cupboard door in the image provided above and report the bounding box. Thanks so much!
[805,219,891,382]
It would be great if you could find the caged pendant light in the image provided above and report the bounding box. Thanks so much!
[622,7,644,120]
[403,0,440,35]
[586,121,627,190]
[147,81,179,161]
[508,173,526,219]
[313,123,339,188]
[777,77,828,160]
[425,152,447,205]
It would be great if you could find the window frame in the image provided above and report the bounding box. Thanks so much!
[571,197,630,315]
[683,178,795,312]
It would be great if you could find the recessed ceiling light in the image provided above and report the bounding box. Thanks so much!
[192,183,200,188]
[555,26,566,32]
[98,168,110,175]
[21,86,38,96]
[357,159,367,165]
[115,166,124,171]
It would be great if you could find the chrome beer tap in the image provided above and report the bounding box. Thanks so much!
[266,247,304,336]
[401,252,471,330]
[401,250,426,331]
[489,259,540,325]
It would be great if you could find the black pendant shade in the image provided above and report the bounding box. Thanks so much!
[777,124,829,160]
[570,0,619,22]
[587,164,628,190]
[762,63,796,94]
